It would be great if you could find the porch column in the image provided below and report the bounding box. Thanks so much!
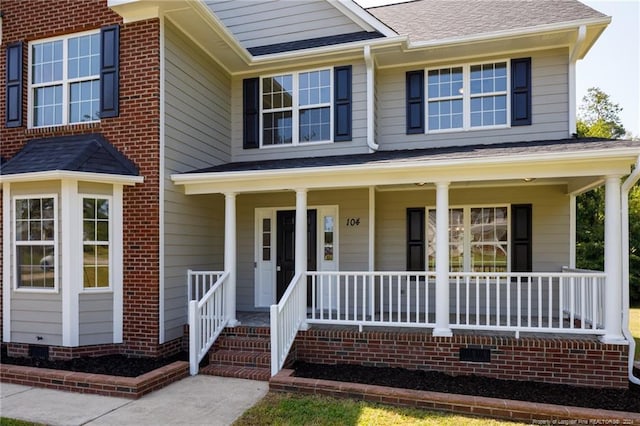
[295,189,309,329]
[434,181,452,337]
[225,192,239,327]
[602,176,624,343]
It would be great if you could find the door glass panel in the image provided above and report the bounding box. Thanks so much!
[262,218,271,261]
[323,215,334,261]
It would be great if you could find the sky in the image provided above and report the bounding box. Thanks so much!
[356,0,640,137]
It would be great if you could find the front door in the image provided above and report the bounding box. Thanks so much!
[276,209,317,302]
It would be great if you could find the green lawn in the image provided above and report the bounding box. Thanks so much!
[631,307,640,359]
[233,392,526,426]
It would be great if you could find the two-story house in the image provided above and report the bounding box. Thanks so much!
[1,0,638,389]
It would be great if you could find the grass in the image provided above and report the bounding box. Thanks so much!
[630,307,640,359]
[233,392,526,426]
[0,419,43,426]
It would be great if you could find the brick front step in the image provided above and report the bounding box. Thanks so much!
[214,336,270,352]
[200,364,271,381]
[270,369,640,423]
[209,350,271,369]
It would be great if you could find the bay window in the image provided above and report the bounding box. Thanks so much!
[82,197,111,289]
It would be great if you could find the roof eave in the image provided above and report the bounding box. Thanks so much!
[0,171,144,185]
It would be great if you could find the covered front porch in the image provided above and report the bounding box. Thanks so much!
[172,139,639,385]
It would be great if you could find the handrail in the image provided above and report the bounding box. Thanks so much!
[188,270,224,301]
[270,272,306,376]
[188,271,229,375]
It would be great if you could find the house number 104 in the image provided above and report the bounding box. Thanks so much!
[346,218,360,226]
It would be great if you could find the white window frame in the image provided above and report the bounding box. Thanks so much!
[27,30,101,129]
[259,67,334,148]
[81,195,113,292]
[426,204,511,273]
[426,60,510,133]
[12,194,59,293]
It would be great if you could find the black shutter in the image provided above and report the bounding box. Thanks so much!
[334,65,352,141]
[243,77,260,149]
[511,58,531,126]
[406,70,424,134]
[6,41,23,128]
[511,204,532,272]
[407,208,425,271]
[100,25,120,118]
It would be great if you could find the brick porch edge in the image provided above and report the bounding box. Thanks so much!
[0,361,189,399]
[270,369,640,423]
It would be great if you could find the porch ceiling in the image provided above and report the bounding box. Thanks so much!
[172,138,640,195]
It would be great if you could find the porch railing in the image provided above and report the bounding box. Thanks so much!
[188,270,229,375]
[305,271,606,336]
[270,273,307,376]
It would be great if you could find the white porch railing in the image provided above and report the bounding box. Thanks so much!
[270,273,307,376]
[304,271,606,336]
[188,270,225,301]
[188,270,229,375]
[307,271,436,330]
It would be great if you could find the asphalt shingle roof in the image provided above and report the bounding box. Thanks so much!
[366,0,607,43]
[0,134,139,177]
[248,31,385,56]
[185,138,639,174]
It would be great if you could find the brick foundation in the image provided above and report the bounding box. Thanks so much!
[0,361,189,399]
[295,327,630,389]
[270,369,640,423]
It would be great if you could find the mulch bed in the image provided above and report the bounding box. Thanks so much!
[0,347,188,378]
[293,361,640,413]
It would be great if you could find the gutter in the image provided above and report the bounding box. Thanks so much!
[364,45,378,152]
[621,156,640,385]
[568,25,587,137]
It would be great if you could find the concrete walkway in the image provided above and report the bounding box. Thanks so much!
[1,375,269,426]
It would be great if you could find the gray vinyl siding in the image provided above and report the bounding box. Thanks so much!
[163,21,230,341]
[230,61,370,162]
[375,185,570,273]
[11,292,62,346]
[206,0,364,49]
[235,189,370,311]
[79,293,113,345]
[375,48,569,150]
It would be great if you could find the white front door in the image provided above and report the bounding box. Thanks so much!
[254,206,338,307]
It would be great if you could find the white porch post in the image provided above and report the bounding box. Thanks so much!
[295,189,308,329]
[225,192,239,327]
[434,181,452,337]
[569,194,576,269]
[602,176,624,343]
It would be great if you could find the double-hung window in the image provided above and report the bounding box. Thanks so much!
[427,61,508,132]
[426,206,509,272]
[261,69,332,146]
[14,196,57,290]
[29,31,101,127]
[83,197,111,289]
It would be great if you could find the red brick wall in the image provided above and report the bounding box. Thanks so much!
[295,328,630,389]
[0,0,167,356]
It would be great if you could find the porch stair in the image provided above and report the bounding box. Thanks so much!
[199,326,272,381]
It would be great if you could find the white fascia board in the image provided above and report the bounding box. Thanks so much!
[406,17,611,51]
[329,0,397,37]
[172,148,640,194]
[0,171,144,185]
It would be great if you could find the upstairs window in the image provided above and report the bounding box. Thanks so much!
[29,31,100,127]
[261,69,332,146]
[426,61,508,132]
